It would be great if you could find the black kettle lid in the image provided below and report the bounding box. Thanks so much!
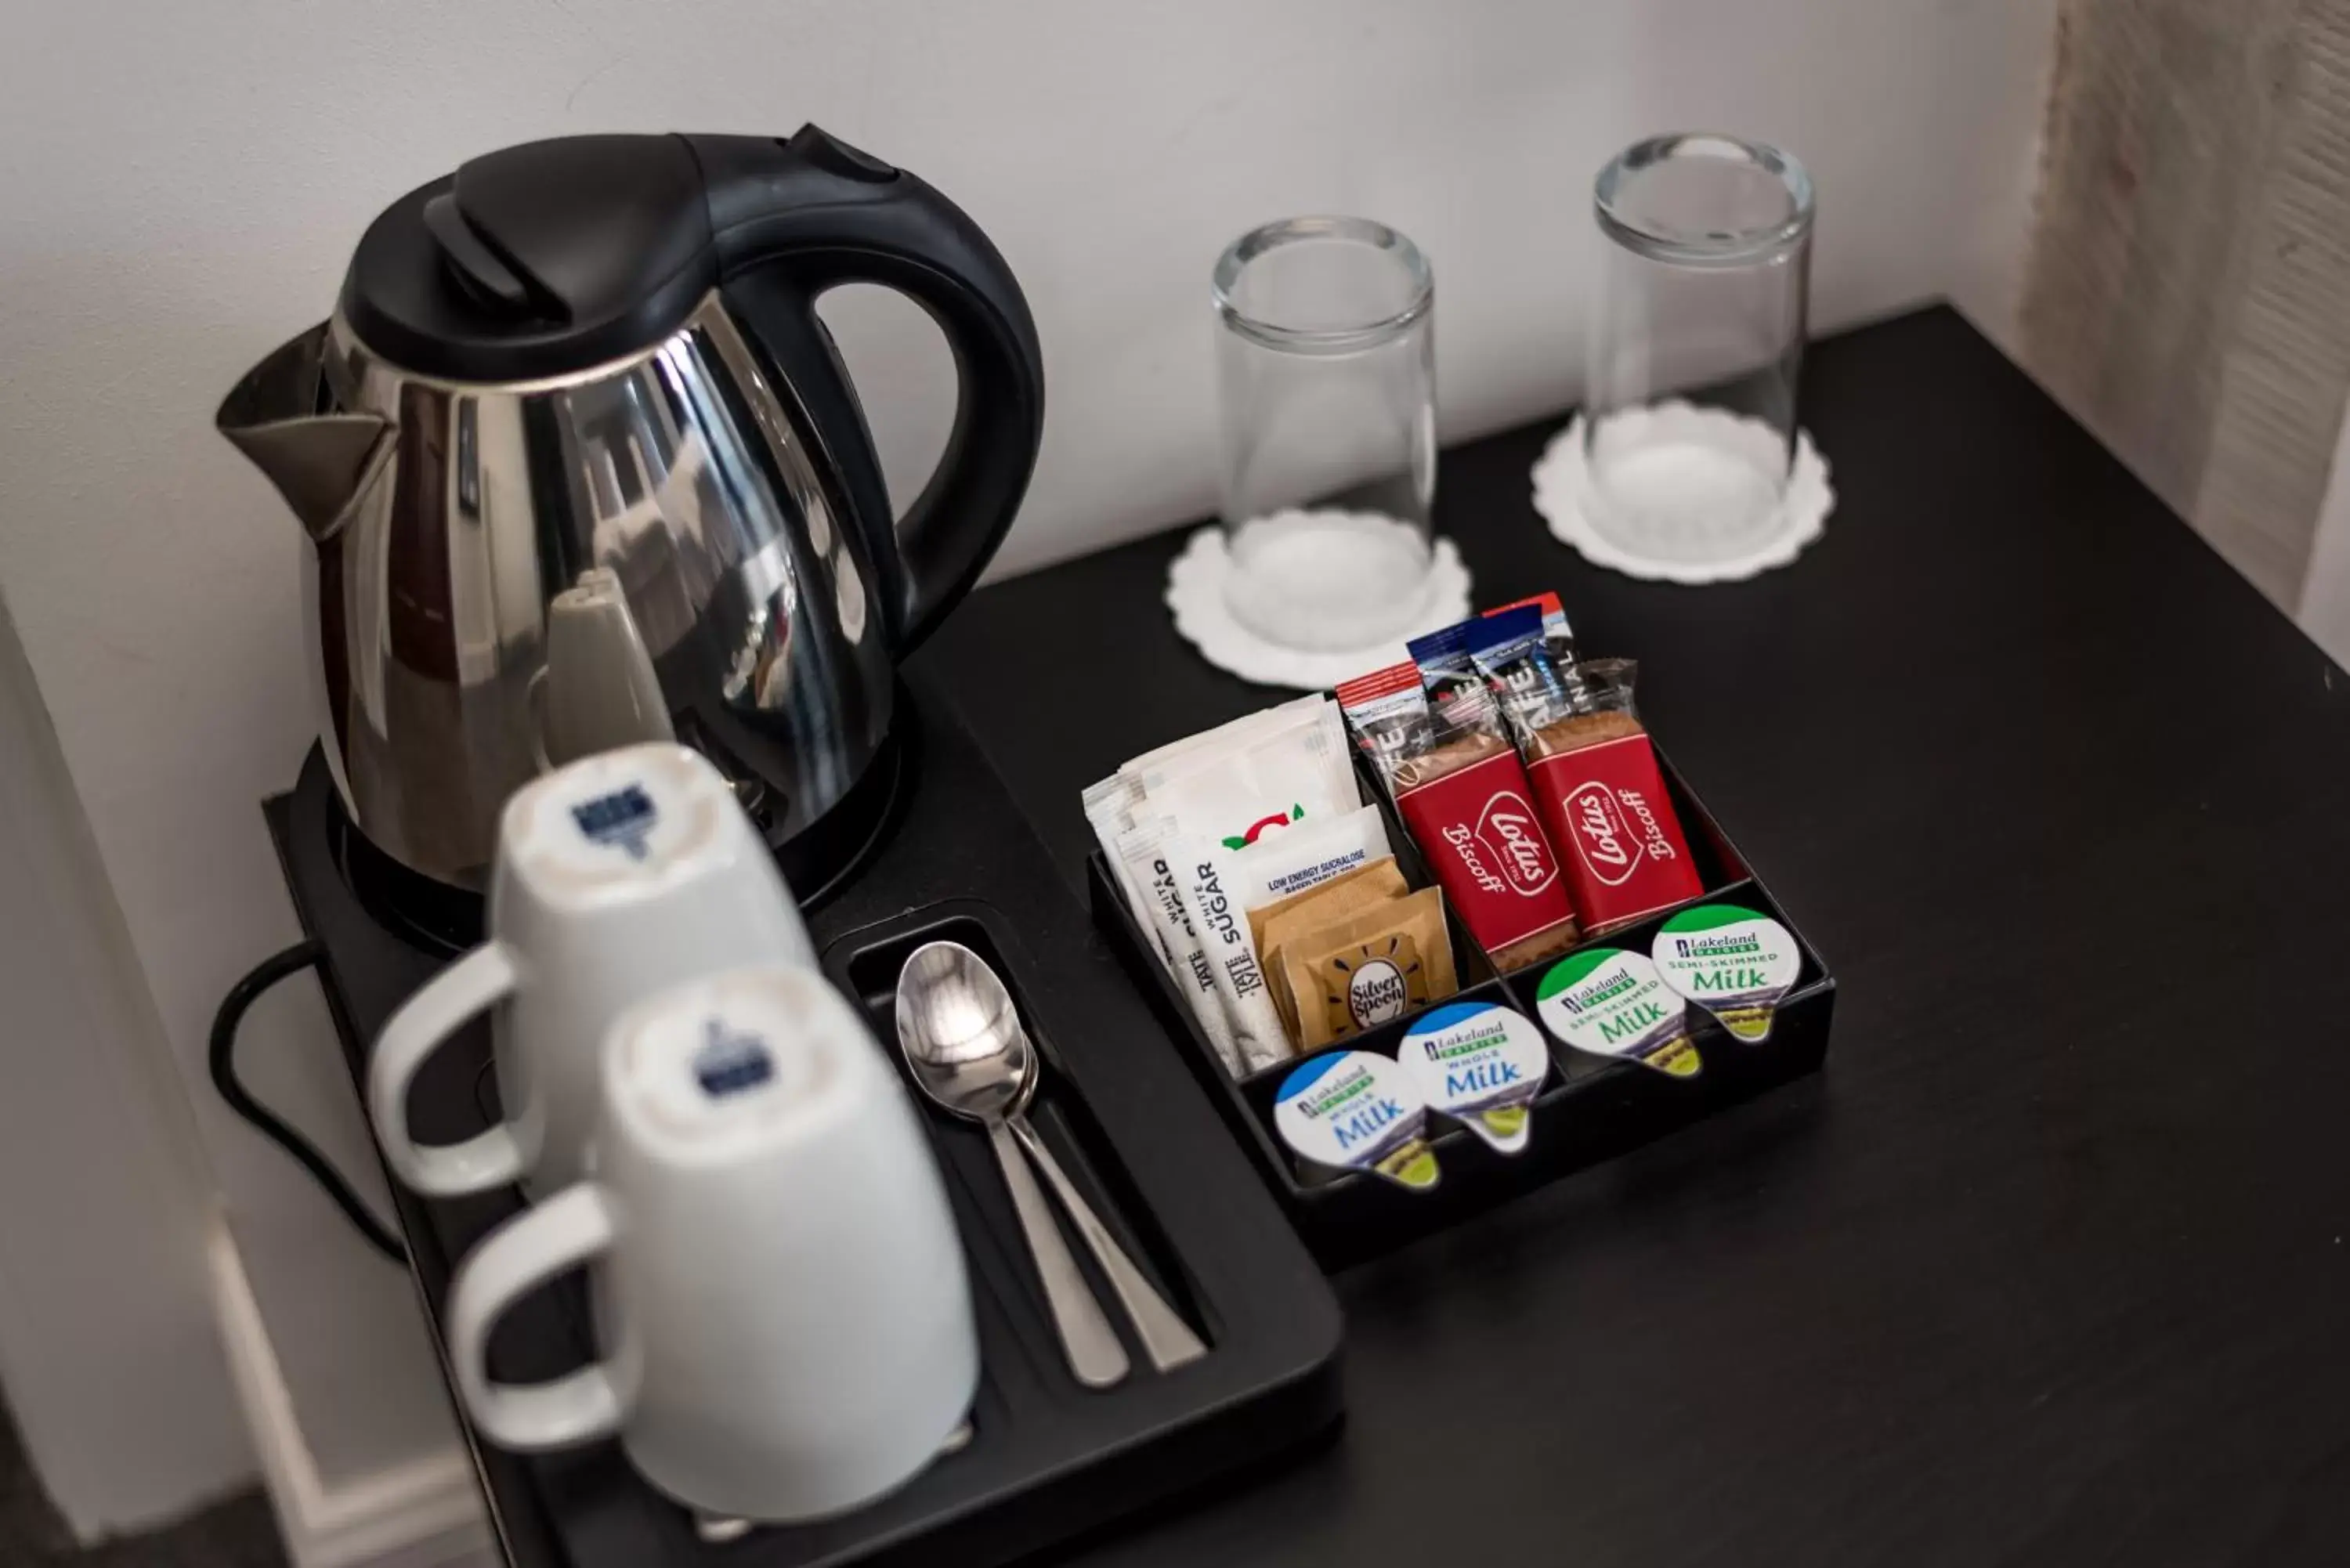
[340,134,719,382]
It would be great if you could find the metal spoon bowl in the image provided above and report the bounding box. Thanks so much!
[895,941,1031,1119]
[897,941,1128,1388]
[895,941,1206,1378]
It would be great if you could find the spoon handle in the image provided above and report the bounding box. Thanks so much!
[1011,1116,1208,1374]
[987,1121,1129,1389]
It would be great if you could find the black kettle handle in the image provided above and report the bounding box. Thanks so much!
[687,127,1045,652]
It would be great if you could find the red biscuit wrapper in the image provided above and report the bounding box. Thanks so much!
[1517,662,1702,933]
[1337,666,1581,970]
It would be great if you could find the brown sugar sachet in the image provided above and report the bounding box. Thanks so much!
[1277,887,1460,1050]
[1255,857,1410,1039]
[1250,855,1409,956]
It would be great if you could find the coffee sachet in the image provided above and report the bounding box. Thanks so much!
[1482,590,1576,666]
[1402,620,1488,710]
[1462,602,1578,740]
[1333,661,1433,779]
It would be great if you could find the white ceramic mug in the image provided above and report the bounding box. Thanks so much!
[367,743,814,1198]
[446,964,979,1522]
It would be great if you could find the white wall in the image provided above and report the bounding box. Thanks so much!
[0,0,2055,1529]
[0,592,258,1537]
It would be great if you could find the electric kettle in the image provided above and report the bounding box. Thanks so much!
[218,125,1044,900]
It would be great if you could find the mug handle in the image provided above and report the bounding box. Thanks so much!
[524,667,554,775]
[367,941,527,1195]
[446,1184,627,1451]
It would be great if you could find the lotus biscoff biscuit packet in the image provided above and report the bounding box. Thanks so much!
[1509,657,1703,936]
[1337,666,1582,974]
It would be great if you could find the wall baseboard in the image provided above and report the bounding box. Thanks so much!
[205,1219,495,1568]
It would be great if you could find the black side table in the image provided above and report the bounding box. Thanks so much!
[913,305,2350,1568]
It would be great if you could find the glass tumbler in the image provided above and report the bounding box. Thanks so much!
[1583,135,1814,565]
[1213,217,1437,652]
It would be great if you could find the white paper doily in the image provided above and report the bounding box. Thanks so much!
[1533,403,1834,583]
[1164,522,1473,689]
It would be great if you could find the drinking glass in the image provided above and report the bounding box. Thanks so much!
[1583,135,1814,564]
[1213,217,1437,652]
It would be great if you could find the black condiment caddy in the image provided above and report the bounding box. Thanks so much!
[1090,738,1837,1271]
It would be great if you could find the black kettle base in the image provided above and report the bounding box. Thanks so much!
[769,721,913,914]
[257,668,1343,1568]
[325,712,916,956]
[325,800,484,956]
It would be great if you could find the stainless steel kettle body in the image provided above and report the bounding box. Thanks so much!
[217,128,1045,897]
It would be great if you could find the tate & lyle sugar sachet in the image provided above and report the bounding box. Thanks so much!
[1086,693,1369,1077]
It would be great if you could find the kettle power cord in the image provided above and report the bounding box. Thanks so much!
[209,941,407,1265]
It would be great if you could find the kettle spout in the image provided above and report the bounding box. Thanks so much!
[216,325,393,543]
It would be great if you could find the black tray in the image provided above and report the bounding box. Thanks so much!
[1090,743,1837,1270]
[265,669,1343,1568]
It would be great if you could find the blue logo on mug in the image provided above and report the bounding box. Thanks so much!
[571,784,657,860]
[692,1017,774,1100]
